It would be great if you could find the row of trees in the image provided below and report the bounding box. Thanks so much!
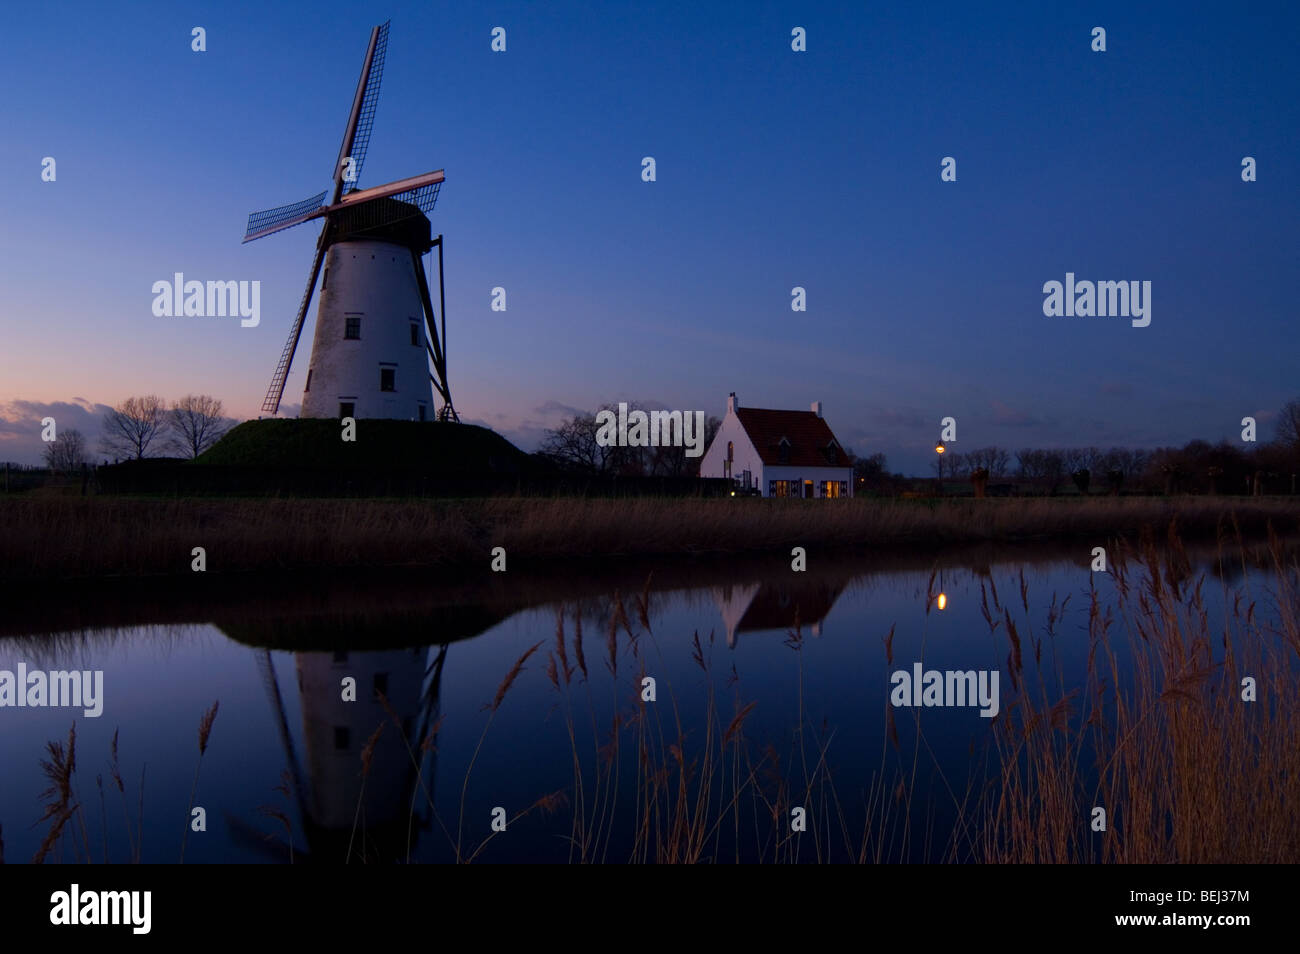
[539,402,722,477]
[929,438,1298,496]
[936,446,1152,491]
[846,399,1300,497]
[42,395,233,474]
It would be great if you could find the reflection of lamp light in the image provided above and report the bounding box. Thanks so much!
[937,592,947,611]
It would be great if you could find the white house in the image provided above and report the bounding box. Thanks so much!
[699,392,853,497]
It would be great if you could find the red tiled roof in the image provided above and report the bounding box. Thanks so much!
[735,407,850,467]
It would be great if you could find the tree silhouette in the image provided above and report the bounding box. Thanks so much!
[100,395,168,460]
[169,395,232,458]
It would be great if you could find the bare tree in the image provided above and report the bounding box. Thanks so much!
[1063,446,1101,475]
[1041,451,1066,495]
[169,395,232,458]
[540,402,712,476]
[1275,399,1300,449]
[648,414,720,477]
[939,451,969,480]
[100,395,168,461]
[966,446,1011,480]
[43,428,88,475]
[1016,448,1043,482]
[539,412,613,473]
[1016,448,1066,494]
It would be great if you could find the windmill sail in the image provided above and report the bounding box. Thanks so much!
[334,20,390,202]
[261,241,327,414]
[242,191,327,244]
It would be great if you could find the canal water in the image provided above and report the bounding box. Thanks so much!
[0,540,1290,863]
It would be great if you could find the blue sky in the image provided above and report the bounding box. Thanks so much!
[1,0,1296,471]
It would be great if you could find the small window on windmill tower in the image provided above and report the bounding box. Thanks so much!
[339,401,355,419]
[410,322,420,346]
[344,314,362,339]
[418,404,427,422]
[380,367,396,392]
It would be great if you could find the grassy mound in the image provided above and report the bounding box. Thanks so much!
[195,418,534,473]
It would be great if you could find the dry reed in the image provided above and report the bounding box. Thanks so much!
[179,700,219,863]
[3,495,1298,581]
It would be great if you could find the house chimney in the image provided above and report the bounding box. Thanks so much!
[811,400,823,418]
[727,392,738,414]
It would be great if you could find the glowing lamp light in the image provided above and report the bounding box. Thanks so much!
[935,441,946,455]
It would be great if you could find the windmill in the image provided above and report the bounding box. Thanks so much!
[243,20,457,422]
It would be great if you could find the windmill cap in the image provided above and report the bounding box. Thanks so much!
[326,196,432,250]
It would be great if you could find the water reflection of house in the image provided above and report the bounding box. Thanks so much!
[712,579,845,648]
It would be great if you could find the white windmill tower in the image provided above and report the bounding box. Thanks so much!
[243,20,457,422]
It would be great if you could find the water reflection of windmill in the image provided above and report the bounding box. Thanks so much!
[248,644,447,862]
[712,578,846,649]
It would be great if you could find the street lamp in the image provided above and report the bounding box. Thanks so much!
[935,440,946,492]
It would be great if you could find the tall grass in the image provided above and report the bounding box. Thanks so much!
[426,525,1300,862]
[3,495,1298,581]
[975,527,1300,862]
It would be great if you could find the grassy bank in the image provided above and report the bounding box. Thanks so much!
[2,494,1299,581]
